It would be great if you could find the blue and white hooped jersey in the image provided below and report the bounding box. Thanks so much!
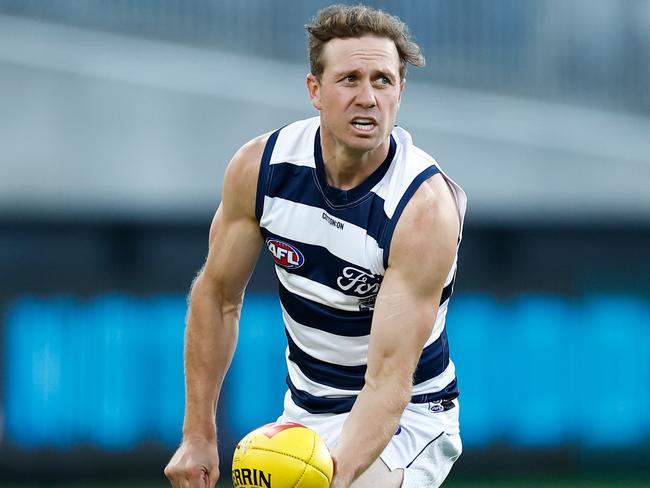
[256,116,467,415]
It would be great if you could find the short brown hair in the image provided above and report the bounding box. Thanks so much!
[305,4,425,80]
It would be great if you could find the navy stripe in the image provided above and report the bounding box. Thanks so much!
[279,283,372,337]
[414,328,451,384]
[264,220,452,308]
[381,165,441,268]
[440,276,455,306]
[410,378,459,404]
[286,376,356,414]
[286,326,450,391]
[287,376,459,415]
[281,274,452,335]
[261,228,382,303]
[255,129,281,221]
[267,163,321,207]
[266,162,390,246]
[286,330,366,390]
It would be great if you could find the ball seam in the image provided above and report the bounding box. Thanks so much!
[292,433,315,488]
[246,445,331,479]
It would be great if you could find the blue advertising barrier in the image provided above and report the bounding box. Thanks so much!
[3,293,649,450]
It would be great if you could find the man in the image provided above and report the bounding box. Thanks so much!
[165,5,466,488]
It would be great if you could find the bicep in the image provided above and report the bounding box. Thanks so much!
[366,175,459,382]
[365,263,440,385]
[201,204,263,303]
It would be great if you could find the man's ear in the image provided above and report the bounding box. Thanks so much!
[307,73,323,111]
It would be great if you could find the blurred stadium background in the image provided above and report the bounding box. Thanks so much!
[1,0,649,487]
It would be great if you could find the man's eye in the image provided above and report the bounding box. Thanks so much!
[379,76,390,84]
[345,75,356,82]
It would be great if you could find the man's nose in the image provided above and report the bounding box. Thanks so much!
[356,81,377,108]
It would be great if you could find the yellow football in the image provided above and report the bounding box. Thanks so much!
[232,421,333,488]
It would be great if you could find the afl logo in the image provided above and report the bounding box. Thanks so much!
[266,239,304,269]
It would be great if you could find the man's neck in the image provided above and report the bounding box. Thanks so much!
[320,132,390,190]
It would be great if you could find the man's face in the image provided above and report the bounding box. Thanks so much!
[307,36,404,154]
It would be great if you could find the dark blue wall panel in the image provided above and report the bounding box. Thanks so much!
[3,293,649,451]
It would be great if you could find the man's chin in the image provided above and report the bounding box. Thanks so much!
[344,133,386,152]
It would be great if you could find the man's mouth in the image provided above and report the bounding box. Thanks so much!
[351,118,377,132]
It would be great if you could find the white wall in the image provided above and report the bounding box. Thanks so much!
[1,16,649,223]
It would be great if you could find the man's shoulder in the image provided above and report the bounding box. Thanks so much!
[233,132,272,165]
[387,172,459,271]
[391,125,438,167]
[391,127,459,243]
[225,132,273,185]
[220,133,273,216]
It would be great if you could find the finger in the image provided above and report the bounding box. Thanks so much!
[164,463,183,485]
[188,475,206,488]
[163,469,178,488]
[187,466,209,488]
[170,468,193,488]
[163,464,174,481]
[201,469,211,488]
[208,470,220,488]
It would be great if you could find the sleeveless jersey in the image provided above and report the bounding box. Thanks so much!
[256,116,467,415]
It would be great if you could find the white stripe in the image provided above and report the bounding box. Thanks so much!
[372,136,433,217]
[446,176,468,238]
[282,305,369,366]
[286,353,361,397]
[276,267,360,311]
[287,354,457,399]
[372,127,467,238]
[270,117,318,167]
[444,260,457,288]
[262,196,382,267]
[411,360,457,396]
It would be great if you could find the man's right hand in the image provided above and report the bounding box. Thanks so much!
[165,134,267,488]
[164,437,220,488]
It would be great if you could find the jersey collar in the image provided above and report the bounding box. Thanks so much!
[313,127,396,207]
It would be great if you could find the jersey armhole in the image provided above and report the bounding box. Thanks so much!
[255,128,281,222]
[380,165,441,268]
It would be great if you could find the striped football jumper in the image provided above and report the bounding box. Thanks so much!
[256,116,467,415]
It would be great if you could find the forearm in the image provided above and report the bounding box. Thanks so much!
[331,376,411,486]
[182,274,240,441]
